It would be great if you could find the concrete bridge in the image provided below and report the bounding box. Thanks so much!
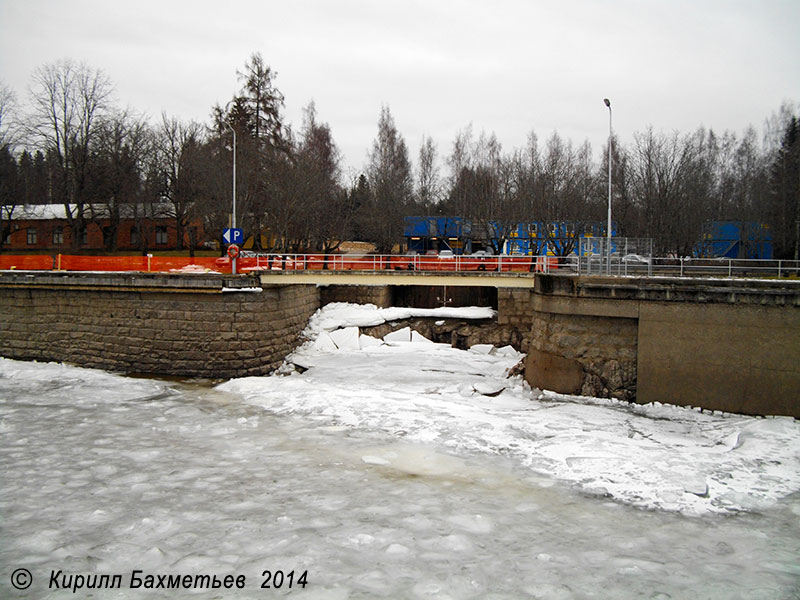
[257,270,537,288]
[0,270,797,417]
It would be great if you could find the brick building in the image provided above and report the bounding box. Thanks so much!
[1,203,209,252]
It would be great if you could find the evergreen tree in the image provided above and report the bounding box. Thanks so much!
[770,115,800,259]
[0,146,20,249]
[236,52,286,151]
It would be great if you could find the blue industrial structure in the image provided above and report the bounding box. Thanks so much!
[404,217,473,255]
[695,221,773,259]
[503,221,617,256]
[404,217,616,256]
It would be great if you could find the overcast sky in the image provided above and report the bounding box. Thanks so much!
[1,0,798,176]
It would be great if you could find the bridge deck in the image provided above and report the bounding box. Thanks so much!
[257,271,537,288]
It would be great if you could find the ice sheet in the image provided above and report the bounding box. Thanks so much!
[231,304,800,516]
[1,357,799,598]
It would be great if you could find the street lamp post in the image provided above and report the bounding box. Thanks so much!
[603,98,612,274]
[224,122,237,274]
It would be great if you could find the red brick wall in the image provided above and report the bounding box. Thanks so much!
[3,218,208,251]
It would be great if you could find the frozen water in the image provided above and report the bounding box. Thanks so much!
[410,330,433,344]
[233,340,800,516]
[1,302,800,598]
[358,334,383,350]
[469,343,494,354]
[383,326,411,343]
[329,327,361,351]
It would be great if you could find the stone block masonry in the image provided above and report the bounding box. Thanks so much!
[497,288,534,351]
[320,284,393,308]
[0,272,320,379]
[0,271,534,380]
[528,311,637,400]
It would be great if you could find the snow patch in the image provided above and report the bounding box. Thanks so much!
[304,302,495,336]
[221,286,263,293]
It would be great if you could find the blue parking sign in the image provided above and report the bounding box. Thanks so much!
[222,228,243,245]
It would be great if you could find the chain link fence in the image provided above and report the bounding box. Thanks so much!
[575,238,654,276]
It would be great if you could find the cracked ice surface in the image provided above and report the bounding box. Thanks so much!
[227,303,800,516]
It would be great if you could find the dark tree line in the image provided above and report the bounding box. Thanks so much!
[1,57,798,259]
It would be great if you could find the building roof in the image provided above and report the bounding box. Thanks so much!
[8,203,175,221]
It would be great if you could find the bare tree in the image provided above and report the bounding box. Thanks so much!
[294,102,348,253]
[415,134,441,210]
[627,127,709,255]
[27,59,114,249]
[363,105,413,253]
[0,80,20,150]
[154,113,206,253]
[85,110,152,250]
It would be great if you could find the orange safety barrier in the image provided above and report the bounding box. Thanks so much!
[0,255,55,270]
[57,255,148,271]
[145,256,227,273]
[0,253,559,275]
[0,255,235,274]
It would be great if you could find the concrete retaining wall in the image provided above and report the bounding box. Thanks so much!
[525,274,800,418]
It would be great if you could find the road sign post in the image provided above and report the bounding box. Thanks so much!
[223,229,244,274]
[223,228,243,245]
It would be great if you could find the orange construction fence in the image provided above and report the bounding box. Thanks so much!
[0,253,560,274]
[0,254,231,273]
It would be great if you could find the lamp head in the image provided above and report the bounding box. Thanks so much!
[603,98,611,108]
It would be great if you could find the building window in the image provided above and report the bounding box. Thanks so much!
[130,227,139,246]
[80,227,88,246]
[52,226,63,246]
[155,226,168,245]
[27,228,38,245]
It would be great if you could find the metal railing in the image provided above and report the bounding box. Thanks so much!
[239,252,558,274]
[647,257,800,278]
[574,254,800,278]
[0,252,797,279]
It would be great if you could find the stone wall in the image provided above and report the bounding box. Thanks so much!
[0,274,320,378]
[497,288,534,351]
[360,318,524,351]
[320,284,393,308]
[527,312,637,400]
